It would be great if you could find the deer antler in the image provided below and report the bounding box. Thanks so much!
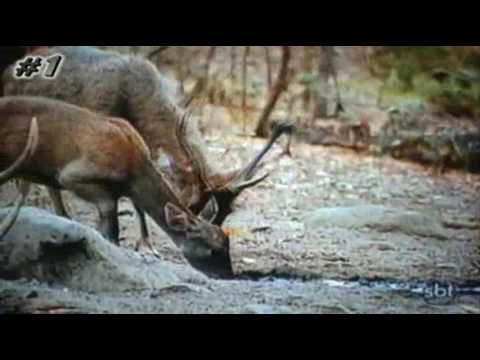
[0,117,38,240]
[0,117,38,184]
[175,110,215,192]
[221,119,296,193]
[0,181,30,240]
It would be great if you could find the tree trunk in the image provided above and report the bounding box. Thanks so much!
[264,46,272,89]
[255,46,291,138]
[312,46,330,119]
[302,46,314,111]
[322,46,344,116]
[230,46,237,83]
[203,46,217,92]
[241,46,251,111]
[241,46,251,133]
[176,47,187,95]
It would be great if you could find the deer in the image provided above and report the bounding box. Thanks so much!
[1,46,293,252]
[0,96,229,258]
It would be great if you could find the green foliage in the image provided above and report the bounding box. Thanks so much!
[372,46,480,116]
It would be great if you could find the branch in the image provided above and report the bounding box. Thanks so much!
[147,46,170,60]
[255,46,291,138]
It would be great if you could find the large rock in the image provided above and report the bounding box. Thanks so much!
[0,207,207,292]
[303,205,448,240]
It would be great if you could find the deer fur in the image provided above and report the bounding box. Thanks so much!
[1,46,290,227]
[0,96,229,257]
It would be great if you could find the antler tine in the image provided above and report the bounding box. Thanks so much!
[225,171,271,194]
[222,119,295,193]
[0,181,30,240]
[0,117,38,184]
[175,109,215,192]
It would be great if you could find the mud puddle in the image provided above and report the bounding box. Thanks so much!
[186,252,480,306]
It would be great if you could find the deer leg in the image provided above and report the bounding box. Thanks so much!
[282,132,293,157]
[76,186,119,244]
[57,160,125,244]
[47,187,70,218]
[133,204,161,258]
[97,199,119,244]
[71,187,119,243]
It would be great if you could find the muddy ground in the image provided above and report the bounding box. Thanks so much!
[1,130,479,314]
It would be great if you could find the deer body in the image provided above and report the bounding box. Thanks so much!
[0,96,228,256]
[1,46,290,225]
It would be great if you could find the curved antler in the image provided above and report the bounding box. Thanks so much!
[0,181,30,240]
[0,117,38,240]
[175,110,215,192]
[0,117,38,184]
[220,119,296,193]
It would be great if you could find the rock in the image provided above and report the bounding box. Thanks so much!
[303,205,448,240]
[388,99,427,116]
[243,304,278,314]
[0,207,208,292]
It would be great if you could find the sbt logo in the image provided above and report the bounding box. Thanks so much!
[423,282,456,305]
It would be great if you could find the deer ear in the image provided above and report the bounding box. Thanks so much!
[164,203,191,231]
[198,197,219,224]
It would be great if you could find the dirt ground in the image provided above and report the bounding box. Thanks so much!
[1,130,479,314]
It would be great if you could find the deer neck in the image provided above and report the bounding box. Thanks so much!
[127,161,193,237]
[129,95,213,208]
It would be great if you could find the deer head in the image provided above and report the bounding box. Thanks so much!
[164,197,229,257]
[183,119,296,225]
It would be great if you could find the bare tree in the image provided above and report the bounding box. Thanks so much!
[312,47,330,119]
[203,46,217,92]
[241,46,251,133]
[181,47,216,109]
[264,46,273,89]
[176,47,188,95]
[302,46,314,112]
[322,46,344,116]
[255,46,291,138]
[230,46,237,83]
[311,46,344,122]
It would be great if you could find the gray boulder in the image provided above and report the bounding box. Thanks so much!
[303,205,448,240]
[0,207,207,292]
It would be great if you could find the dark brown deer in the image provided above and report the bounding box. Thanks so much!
[0,96,229,258]
[1,46,292,237]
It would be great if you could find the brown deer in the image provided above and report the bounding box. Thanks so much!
[1,46,292,232]
[0,96,229,258]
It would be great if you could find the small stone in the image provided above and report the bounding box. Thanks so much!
[244,304,277,314]
[26,291,38,299]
